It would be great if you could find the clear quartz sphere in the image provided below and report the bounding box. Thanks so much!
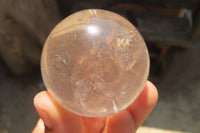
[41,9,149,117]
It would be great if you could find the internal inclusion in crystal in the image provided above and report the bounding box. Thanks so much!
[41,9,150,117]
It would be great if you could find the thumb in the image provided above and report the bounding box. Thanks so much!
[34,91,83,133]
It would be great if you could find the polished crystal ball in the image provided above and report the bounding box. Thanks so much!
[41,9,149,117]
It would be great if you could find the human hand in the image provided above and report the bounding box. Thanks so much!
[33,81,158,133]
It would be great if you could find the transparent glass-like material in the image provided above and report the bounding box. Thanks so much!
[41,9,149,117]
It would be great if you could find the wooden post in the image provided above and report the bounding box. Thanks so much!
[193,7,200,40]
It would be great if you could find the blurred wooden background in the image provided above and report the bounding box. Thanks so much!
[0,0,199,75]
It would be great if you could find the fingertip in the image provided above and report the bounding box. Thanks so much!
[33,91,49,108]
[133,80,158,110]
[33,91,54,130]
[145,81,158,109]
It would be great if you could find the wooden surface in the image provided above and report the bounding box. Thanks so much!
[126,11,195,48]
[107,0,197,9]
[137,126,190,133]
[135,0,196,9]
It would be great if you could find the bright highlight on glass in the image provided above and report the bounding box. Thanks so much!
[87,25,99,35]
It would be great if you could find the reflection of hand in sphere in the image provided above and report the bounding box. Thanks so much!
[41,9,150,117]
